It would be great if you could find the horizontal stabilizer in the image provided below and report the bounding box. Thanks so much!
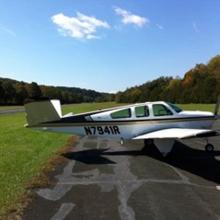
[24,100,62,126]
[133,128,218,140]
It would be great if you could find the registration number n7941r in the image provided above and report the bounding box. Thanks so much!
[84,126,120,135]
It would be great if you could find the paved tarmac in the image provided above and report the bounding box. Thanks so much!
[23,122,220,220]
[0,108,24,115]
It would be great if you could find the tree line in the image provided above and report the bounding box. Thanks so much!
[115,55,220,103]
[0,78,114,105]
[1,54,220,105]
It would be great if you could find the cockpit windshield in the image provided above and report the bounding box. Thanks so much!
[167,103,182,113]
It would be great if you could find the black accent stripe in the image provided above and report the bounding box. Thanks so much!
[36,116,215,128]
[47,115,215,124]
[196,131,218,138]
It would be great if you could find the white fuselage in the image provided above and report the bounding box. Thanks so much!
[34,102,215,141]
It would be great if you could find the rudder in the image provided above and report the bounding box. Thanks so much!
[24,100,62,126]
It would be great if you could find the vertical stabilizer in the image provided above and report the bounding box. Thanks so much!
[24,100,62,126]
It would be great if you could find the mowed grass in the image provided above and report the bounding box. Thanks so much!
[0,113,69,215]
[0,106,23,111]
[62,102,125,115]
[178,104,217,113]
[0,102,218,216]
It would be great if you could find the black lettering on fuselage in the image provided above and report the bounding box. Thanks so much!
[91,126,96,134]
[113,126,120,134]
[110,126,114,134]
[97,126,104,135]
[84,127,92,135]
[84,126,120,135]
[104,126,110,134]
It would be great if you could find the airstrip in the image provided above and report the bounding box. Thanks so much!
[23,121,220,220]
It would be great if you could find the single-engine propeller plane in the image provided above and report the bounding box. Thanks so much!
[24,99,220,156]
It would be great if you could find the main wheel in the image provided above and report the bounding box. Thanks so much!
[144,139,154,146]
[205,144,214,152]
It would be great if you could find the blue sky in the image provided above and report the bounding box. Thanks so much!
[0,0,220,93]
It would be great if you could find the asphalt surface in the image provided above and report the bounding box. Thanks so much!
[0,108,24,115]
[23,122,220,220]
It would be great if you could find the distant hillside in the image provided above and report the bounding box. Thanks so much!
[1,54,220,105]
[115,55,220,103]
[0,78,114,105]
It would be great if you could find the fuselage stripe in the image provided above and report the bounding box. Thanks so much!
[30,116,215,128]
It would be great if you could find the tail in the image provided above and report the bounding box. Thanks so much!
[24,99,62,127]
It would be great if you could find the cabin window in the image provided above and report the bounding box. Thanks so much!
[167,103,182,113]
[111,108,131,119]
[135,106,149,117]
[153,104,173,116]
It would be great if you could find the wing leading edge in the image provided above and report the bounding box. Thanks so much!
[133,128,219,140]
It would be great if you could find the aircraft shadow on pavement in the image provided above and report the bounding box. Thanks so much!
[63,148,116,165]
[63,141,220,184]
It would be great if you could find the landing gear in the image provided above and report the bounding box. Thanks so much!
[144,139,154,146]
[205,143,214,152]
[204,138,215,152]
[142,139,154,152]
[143,139,174,157]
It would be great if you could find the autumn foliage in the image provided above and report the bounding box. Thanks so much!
[115,55,220,103]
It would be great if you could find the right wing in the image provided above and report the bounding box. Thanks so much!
[133,128,219,140]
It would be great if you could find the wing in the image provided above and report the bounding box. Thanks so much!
[133,128,219,140]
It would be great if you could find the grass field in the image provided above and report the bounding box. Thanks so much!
[0,106,23,111]
[178,104,218,113]
[62,102,124,115]
[0,113,69,216]
[0,102,219,216]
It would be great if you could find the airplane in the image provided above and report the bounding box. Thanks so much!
[24,99,220,157]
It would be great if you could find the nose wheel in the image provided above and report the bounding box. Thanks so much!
[205,143,214,152]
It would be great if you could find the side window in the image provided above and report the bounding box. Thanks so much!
[153,104,173,116]
[111,108,131,119]
[135,106,149,117]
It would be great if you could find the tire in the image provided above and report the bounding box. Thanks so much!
[205,144,214,152]
[144,139,154,146]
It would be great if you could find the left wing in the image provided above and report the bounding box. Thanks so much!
[133,128,219,140]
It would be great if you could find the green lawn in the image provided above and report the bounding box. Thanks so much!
[0,106,23,111]
[178,104,217,113]
[0,113,69,215]
[0,102,219,216]
[62,102,125,115]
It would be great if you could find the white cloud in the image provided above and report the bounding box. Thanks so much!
[51,12,110,40]
[114,7,149,27]
[192,22,200,33]
[0,25,16,37]
[156,24,164,30]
